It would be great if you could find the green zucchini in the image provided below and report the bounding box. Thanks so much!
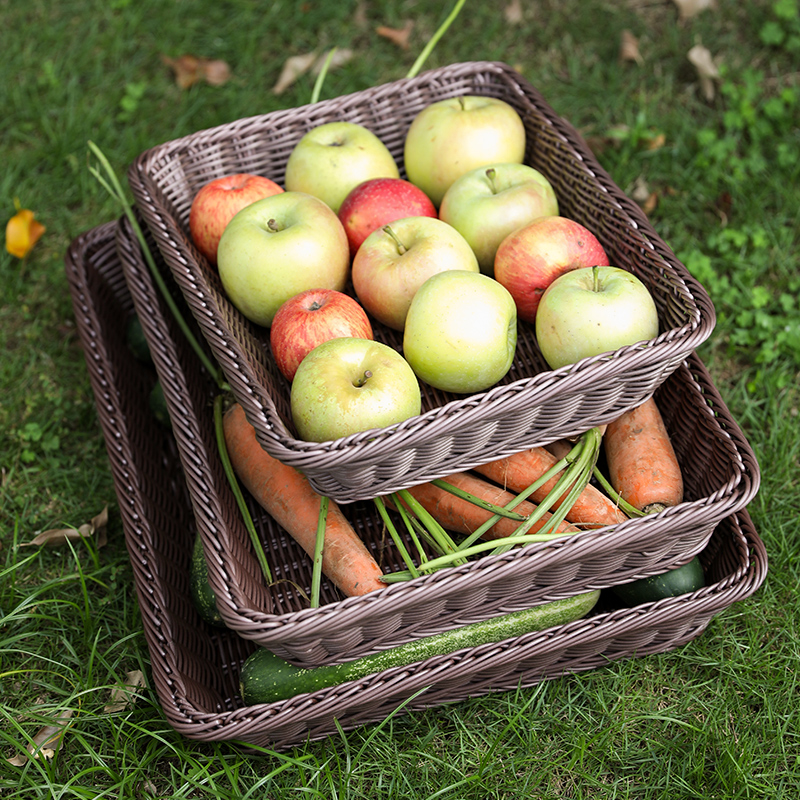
[611,556,705,606]
[189,532,226,627]
[239,590,600,705]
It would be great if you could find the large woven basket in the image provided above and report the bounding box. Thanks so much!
[115,212,759,665]
[63,219,767,751]
[127,60,716,502]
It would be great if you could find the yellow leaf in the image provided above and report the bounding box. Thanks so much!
[619,30,644,65]
[272,51,318,94]
[6,208,45,258]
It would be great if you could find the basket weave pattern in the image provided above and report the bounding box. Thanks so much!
[115,212,759,666]
[128,61,717,502]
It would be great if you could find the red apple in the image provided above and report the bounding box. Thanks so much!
[493,216,610,324]
[189,173,284,265]
[338,178,437,257]
[270,288,374,381]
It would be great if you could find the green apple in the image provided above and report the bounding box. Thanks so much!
[352,216,480,331]
[284,121,400,213]
[290,338,422,442]
[535,266,660,370]
[403,96,526,208]
[403,271,518,394]
[439,163,559,275]
[217,191,350,327]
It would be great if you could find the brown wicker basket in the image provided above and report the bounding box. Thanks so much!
[65,221,766,751]
[127,61,717,502]
[115,211,759,666]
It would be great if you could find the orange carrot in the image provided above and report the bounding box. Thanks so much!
[222,403,384,596]
[399,471,580,540]
[603,397,684,514]
[473,446,629,528]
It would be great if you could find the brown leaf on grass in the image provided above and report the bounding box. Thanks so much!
[6,709,73,766]
[620,30,644,65]
[354,0,368,27]
[687,43,720,100]
[630,176,659,215]
[22,506,109,548]
[161,54,232,89]
[672,0,717,21]
[504,0,523,24]
[272,51,318,94]
[376,20,414,50]
[312,48,355,76]
[104,670,147,713]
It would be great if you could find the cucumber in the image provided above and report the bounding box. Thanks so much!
[239,590,600,705]
[611,556,705,606]
[189,532,226,627]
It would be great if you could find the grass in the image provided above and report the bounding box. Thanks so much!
[2,0,799,796]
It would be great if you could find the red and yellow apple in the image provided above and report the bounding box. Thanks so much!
[270,289,374,382]
[352,216,479,331]
[338,177,437,257]
[188,173,283,265]
[493,216,610,324]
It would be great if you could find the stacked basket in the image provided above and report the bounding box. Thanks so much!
[65,62,766,750]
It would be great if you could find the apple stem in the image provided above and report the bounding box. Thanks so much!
[267,218,282,232]
[382,224,408,255]
[592,265,601,293]
[457,96,466,110]
[355,369,373,387]
[485,167,498,194]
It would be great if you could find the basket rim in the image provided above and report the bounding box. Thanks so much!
[126,60,717,477]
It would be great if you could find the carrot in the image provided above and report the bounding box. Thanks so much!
[397,471,580,540]
[222,402,385,596]
[603,397,684,514]
[473,445,629,528]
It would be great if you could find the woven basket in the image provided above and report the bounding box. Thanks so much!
[65,221,766,751]
[127,60,716,502]
[115,212,759,666]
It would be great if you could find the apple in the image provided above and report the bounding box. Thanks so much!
[188,173,283,265]
[217,191,350,327]
[493,216,610,324]
[438,163,559,275]
[290,337,422,442]
[270,288,374,382]
[403,95,526,208]
[403,270,518,394]
[352,216,480,331]
[338,177,437,257]
[535,266,660,370]
[284,121,400,213]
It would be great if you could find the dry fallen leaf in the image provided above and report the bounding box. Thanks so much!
[6,205,46,258]
[22,506,109,548]
[672,0,717,21]
[504,0,523,24]
[104,670,147,713]
[354,0,368,27]
[631,176,659,215]
[620,30,644,65]
[6,709,73,766]
[312,48,354,76]
[376,20,415,50]
[161,54,231,90]
[272,51,318,94]
[688,43,720,100]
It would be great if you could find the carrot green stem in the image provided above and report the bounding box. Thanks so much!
[310,495,329,608]
[406,0,467,79]
[86,140,229,393]
[430,478,528,521]
[391,496,429,564]
[395,489,467,565]
[213,395,273,584]
[591,466,645,518]
[374,496,421,578]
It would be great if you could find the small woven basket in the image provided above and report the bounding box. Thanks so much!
[115,212,759,666]
[128,61,717,502]
[65,221,766,752]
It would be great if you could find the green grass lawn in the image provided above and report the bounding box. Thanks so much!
[2,0,799,796]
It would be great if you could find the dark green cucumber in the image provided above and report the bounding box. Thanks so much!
[189,532,226,627]
[611,556,705,606]
[239,590,600,705]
